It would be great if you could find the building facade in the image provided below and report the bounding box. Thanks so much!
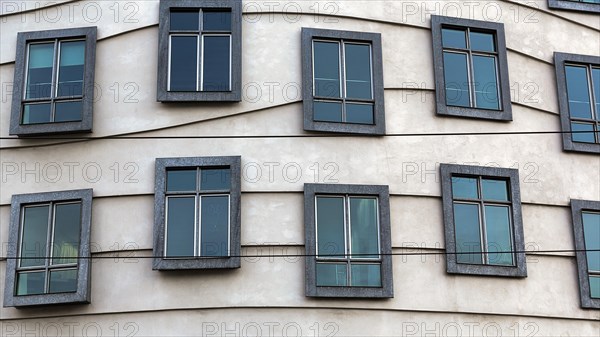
[0,0,599,336]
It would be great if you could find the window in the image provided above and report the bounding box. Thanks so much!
[571,199,600,309]
[157,0,242,102]
[304,184,393,298]
[431,16,512,121]
[3,189,93,307]
[548,0,600,13]
[301,28,386,135]
[153,156,241,270]
[440,164,526,277]
[9,27,97,136]
[554,52,600,154]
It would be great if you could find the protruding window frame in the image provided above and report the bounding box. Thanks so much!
[570,199,600,309]
[548,0,600,13]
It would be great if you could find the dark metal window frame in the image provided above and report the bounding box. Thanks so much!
[3,189,93,307]
[304,183,393,298]
[548,0,600,13]
[157,0,242,102]
[153,156,241,270]
[440,164,527,277]
[431,15,512,121]
[570,199,600,309]
[9,27,97,136]
[301,28,386,135]
[554,52,600,154]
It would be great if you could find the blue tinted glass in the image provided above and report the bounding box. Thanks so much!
[473,55,499,110]
[451,177,478,199]
[203,11,231,31]
[57,41,84,97]
[166,197,195,257]
[52,203,81,265]
[55,101,83,122]
[167,170,197,192]
[201,169,230,190]
[26,43,54,99]
[200,196,229,257]
[314,101,342,122]
[170,36,198,91]
[351,264,381,287]
[485,205,514,266]
[171,11,199,31]
[582,212,600,272]
[350,198,379,259]
[202,36,230,91]
[20,205,49,267]
[565,66,592,119]
[316,263,347,286]
[22,103,51,124]
[592,68,600,120]
[313,41,340,98]
[316,197,345,257]
[346,104,374,125]
[481,179,508,201]
[453,203,482,264]
[590,276,600,299]
[49,269,77,293]
[443,52,470,107]
[442,28,466,49]
[16,272,46,295]
[344,43,372,99]
[571,122,596,143]
[470,32,495,52]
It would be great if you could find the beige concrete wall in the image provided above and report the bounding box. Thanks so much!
[1,0,599,335]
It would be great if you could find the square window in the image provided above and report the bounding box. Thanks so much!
[9,27,97,136]
[554,52,600,154]
[304,184,393,298]
[302,28,386,135]
[153,156,241,270]
[3,189,93,307]
[431,16,512,121]
[440,164,527,277]
[570,199,600,309]
[157,0,242,102]
[548,0,600,13]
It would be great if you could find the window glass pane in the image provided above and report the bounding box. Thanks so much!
[346,103,374,125]
[316,197,345,257]
[314,101,342,122]
[443,52,470,107]
[453,203,482,264]
[170,36,198,91]
[166,197,195,257]
[20,205,50,267]
[565,66,592,119]
[472,55,499,110]
[200,195,229,257]
[16,271,45,296]
[582,212,600,272]
[571,122,596,143]
[52,203,81,265]
[313,41,340,98]
[167,169,197,192]
[171,11,199,31]
[451,177,478,199]
[316,263,347,286]
[485,205,514,266]
[200,168,230,190]
[26,43,54,99]
[203,11,231,31]
[49,269,77,293]
[350,198,379,259]
[590,276,600,299]
[202,36,230,91]
[592,68,600,120]
[351,264,381,287]
[470,32,495,52]
[54,101,83,122]
[57,41,85,97]
[442,28,466,49]
[344,43,372,100]
[22,103,51,124]
[481,179,509,201]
